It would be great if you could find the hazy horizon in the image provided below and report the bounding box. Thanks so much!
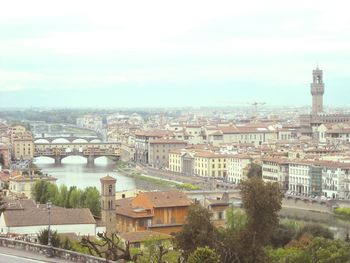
[1,1,349,108]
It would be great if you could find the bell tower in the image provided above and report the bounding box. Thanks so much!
[310,67,325,114]
[100,175,117,236]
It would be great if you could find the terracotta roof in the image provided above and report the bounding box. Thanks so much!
[3,205,96,227]
[116,198,153,218]
[135,191,192,208]
[135,130,173,137]
[119,231,171,243]
[100,175,117,182]
[9,175,57,182]
[149,139,187,145]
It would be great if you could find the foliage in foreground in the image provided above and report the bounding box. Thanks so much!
[31,180,101,216]
[187,246,220,263]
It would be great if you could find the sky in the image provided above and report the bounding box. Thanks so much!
[0,0,350,108]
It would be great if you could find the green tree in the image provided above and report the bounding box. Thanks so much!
[32,180,58,204]
[37,228,61,247]
[270,224,296,248]
[225,207,246,233]
[175,203,218,260]
[83,187,101,216]
[68,188,83,208]
[309,237,350,263]
[247,163,262,179]
[136,237,178,263]
[187,246,220,263]
[296,224,333,240]
[55,184,68,207]
[239,177,283,262]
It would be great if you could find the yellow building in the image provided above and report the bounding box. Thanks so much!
[169,149,229,179]
[195,150,228,179]
[9,172,57,198]
[12,132,34,160]
[169,150,183,173]
[10,125,26,142]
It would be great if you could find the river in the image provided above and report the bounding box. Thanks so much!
[33,156,136,191]
[34,155,350,238]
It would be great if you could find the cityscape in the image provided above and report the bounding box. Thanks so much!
[1,1,350,263]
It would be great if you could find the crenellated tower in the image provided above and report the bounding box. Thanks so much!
[310,67,325,114]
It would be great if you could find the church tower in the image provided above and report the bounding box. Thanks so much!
[310,67,325,114]
[100,175,117,236]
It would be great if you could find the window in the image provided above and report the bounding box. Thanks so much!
[218,212,223,220]
[156,219,162,224]
[171,217,176,224]
[134,242,141,248]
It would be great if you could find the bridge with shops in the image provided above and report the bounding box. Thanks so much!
[34,142,121,165]
[34,134,102,143]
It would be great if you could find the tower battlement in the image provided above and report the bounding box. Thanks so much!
[310,67,324,114]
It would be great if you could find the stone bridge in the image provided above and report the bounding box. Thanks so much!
[34,134,102,143]
[34,142,121,165]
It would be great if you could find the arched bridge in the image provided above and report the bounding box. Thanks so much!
[34,142,121,165]
[34,135,102,143]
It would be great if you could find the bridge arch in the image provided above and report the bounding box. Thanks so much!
[52,138,70,143]
[90,139,102,143]
[34,139,50,143]
[72,138,88,143]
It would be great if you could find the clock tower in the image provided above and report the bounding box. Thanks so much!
[100,175,117,236]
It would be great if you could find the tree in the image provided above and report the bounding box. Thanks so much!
[270,224,296,248]
[246,163,262,179]
[239,177,283,262]
[225,207,246,233]
[32,180,58,204]
[68,188,83,208]
[55,184,68,207]
[83,187,101,216]
[187,246,220,263]
[175,203,218,260]
[37,228,61,247]
[81,232,142,261]
[136,237,177,263]
[296,224,333,240]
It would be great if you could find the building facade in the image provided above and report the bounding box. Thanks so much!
[100,175,117,236]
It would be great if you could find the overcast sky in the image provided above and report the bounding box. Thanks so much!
[0,1,349,108]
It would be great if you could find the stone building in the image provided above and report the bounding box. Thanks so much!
[148,139,187,169]
[12,131,34,160]
[100,175,117,236]
[299,67,350,138]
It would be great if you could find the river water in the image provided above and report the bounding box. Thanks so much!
[33,156,136,191]
[34,155,350,238]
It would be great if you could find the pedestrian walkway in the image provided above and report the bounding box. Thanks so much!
[0,247,70,263]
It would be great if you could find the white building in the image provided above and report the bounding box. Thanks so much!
[227,155,252,184]
[262,157,289,191]
[0,199,96,236]
[288,161,312,195]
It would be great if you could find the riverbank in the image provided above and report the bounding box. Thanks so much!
[114,161,200,191]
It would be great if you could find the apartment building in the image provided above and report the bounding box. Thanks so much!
[12,131,34,160]
[206,124,278,147]
[262,157,289,190]
[134,130,174,164]
[288,160,312,195]
[227,155,252,184]
[169,149,230,179]
[148,139,187,169]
